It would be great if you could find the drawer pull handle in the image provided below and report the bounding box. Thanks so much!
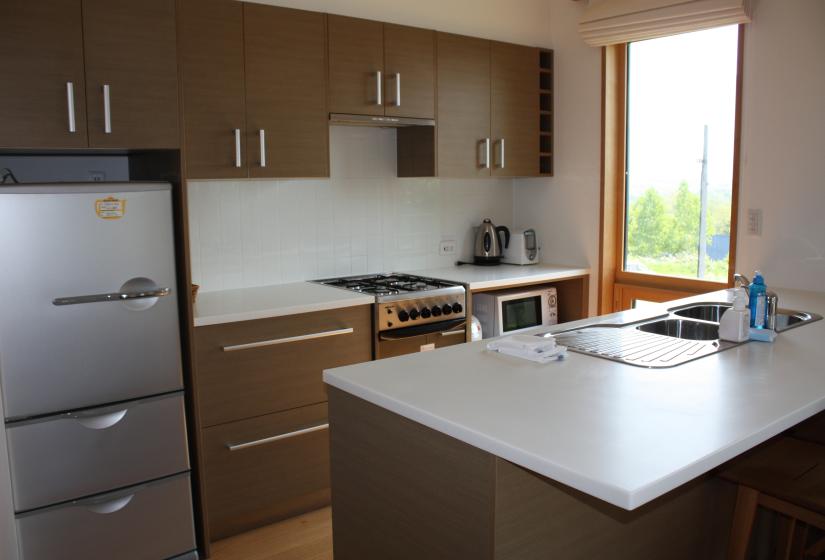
[226,423,329,452]
[73,409,128,430]
[221,327,354,352]
[87,494,134,515]
[441,329,466,337]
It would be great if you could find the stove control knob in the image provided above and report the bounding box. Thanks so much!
[420,307,432,319]
[409,308,420,320]
[398,310,410,322]
[442,304,453,315]
[452,303,463,314]
[431,306,442,317]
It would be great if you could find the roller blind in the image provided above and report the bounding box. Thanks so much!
[579,0,751,47]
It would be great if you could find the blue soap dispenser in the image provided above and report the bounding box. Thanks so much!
[749,271,767,329]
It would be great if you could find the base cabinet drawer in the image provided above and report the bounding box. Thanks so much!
[7,392,189,512]
[16,473,196,560]
[196,305,371,427]
[203,403,330,539]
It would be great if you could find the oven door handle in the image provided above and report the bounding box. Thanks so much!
[379,319,466,341]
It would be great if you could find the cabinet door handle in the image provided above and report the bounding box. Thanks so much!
[221,327,354,352]
[259,129,266,168]
[226,422,329,451]
[375,71,383,106]
[66,82,76,133]
[495,138,505,169]
[103,84,112,134]
[234,128,242,168]
[479,138,491,169]
[391,73,401,106]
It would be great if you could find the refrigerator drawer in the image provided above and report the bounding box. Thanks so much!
[195,305,372,427]
[7,392,190,512]
[16,473,195,560]
[202,403,330,539]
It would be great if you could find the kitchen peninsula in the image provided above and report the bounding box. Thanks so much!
[323,288,825,559]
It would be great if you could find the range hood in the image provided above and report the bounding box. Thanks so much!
[329,113,435,127]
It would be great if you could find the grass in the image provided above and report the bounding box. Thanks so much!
[628,254,729,283]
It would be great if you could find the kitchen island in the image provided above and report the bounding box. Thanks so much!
[323,288,825,559]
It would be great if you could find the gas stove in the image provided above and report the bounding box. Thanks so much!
[314,273,466,332]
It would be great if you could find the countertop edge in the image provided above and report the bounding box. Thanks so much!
[194,296,374,327]
[465,267,591,290]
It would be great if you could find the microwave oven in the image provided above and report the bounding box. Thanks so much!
[473,287,558,338]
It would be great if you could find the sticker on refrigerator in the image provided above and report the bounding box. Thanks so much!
[95,197,126,219]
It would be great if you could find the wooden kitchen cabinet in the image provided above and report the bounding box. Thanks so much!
[491,41,540,177]
[244,4,328,178]
[328,16,435,119]
[0,1,88,149]
[83,0,179,149]
[384,24,436,119]
[436,33,492,178]
[202,403,331,539]
[328,15,384,116]
[195,305,371,427]
[178,0,247,179]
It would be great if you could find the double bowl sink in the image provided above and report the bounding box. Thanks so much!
[552,301,822,368]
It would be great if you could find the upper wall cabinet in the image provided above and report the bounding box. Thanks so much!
[244,4,328,178]
[180,0,328,179]
[0,0,178,150]
[490,41,540,178]
[83,0,179,149]
[436,33,539,178]
[328,16,435,120]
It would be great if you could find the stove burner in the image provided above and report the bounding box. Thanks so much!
[315,273,460,296]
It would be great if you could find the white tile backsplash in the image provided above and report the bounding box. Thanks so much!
[189,126,515,292]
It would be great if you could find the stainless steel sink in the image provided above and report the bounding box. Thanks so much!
[548,300,821,369]
[672,304,730,322]
[637,318,719,340]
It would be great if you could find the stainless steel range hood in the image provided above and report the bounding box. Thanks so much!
[329,113,435,127]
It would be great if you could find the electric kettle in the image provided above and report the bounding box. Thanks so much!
[473,218,510,265]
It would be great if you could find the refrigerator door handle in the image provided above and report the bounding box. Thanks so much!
[52,287,170,306]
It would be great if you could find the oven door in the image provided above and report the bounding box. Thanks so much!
[498,292,547,336]
[376,318,467,359]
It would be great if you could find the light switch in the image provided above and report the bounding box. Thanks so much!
[747,209,762,236]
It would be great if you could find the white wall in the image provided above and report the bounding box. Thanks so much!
[189,127,514,292]
[736,0,825,292]
[513,2,603,314]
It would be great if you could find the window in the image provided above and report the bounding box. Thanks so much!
[624,25,739,282]
[598,25,744,312]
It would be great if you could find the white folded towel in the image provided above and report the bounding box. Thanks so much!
[487,334,567,364]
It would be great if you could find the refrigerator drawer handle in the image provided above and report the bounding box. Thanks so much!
[226,423,329,451]
[87,494,134,515]
[52,287,170,306]
[221,327,354,352]
[71,409,128,430]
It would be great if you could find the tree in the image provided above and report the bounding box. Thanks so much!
[627,188,668,257]
[672,182,700,254]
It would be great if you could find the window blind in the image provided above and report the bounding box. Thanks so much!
[579,0,751,47]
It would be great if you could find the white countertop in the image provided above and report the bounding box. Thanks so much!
[406,263,590,290]
[193,282,374,327]
[324,288,825,510]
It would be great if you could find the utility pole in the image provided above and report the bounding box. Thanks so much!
[698,124,709,278]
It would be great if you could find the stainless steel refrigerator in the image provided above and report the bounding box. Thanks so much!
[0,183,197,560]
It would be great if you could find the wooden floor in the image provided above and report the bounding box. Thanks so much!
[210,507,333,560]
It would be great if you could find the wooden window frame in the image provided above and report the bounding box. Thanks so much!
[598,26,745,313]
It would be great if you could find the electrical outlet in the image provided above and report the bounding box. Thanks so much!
[747,208,763,236]
[89,171,106,182]
[439,239,456,256]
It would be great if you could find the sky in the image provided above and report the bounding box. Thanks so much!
[626,25,739,201]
